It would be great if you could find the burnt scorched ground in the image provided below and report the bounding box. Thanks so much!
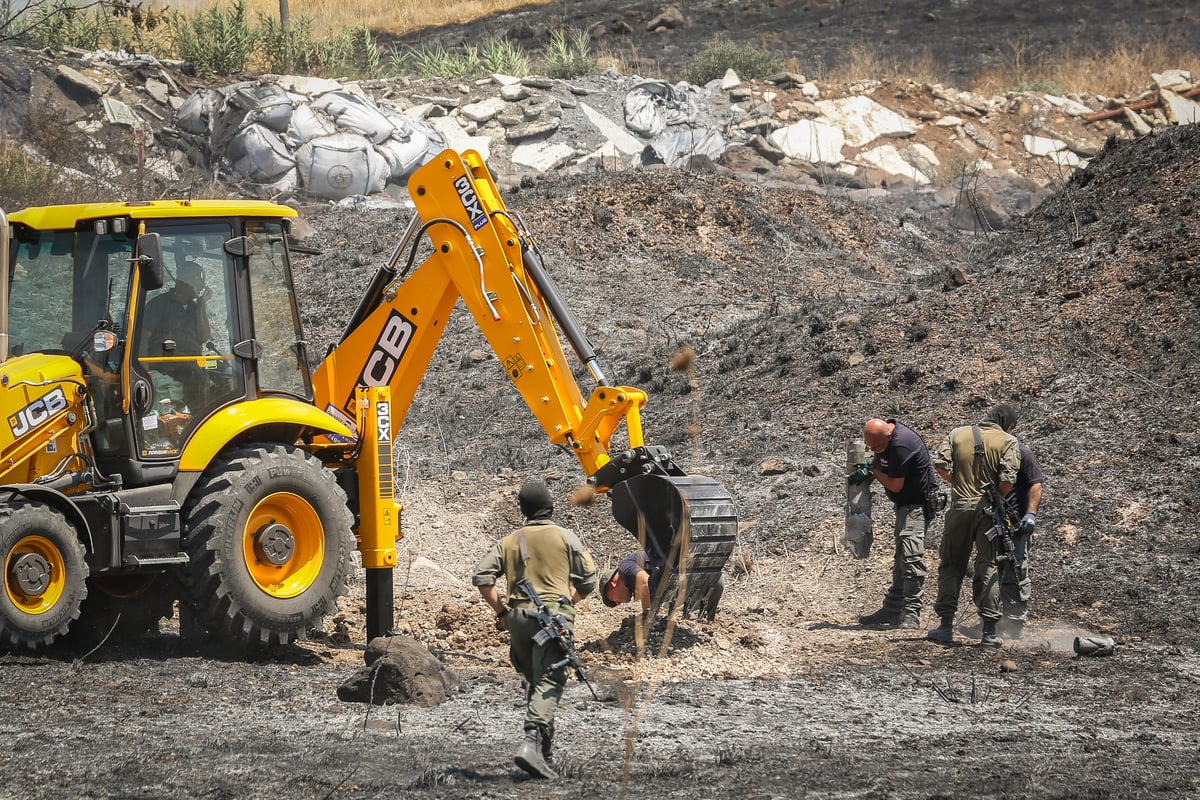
[387,0,1200,88]
[4,48,1200,800]
[4,636,1200,798]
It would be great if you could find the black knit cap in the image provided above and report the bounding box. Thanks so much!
[518,480,554,520]
[985,403,1019,432]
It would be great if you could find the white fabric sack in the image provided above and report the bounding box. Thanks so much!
[313,91,396,144]
[287,103,337,147]
[226,123,296,182]
[233,84,293,133]
[648,128,727,167]
[623,80,701,137]
[376,115,444,180]
[255,167,299,198]
[176,89,218,135]
[295,132,390,199]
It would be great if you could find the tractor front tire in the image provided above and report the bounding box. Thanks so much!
[0,500,89,650]
[180,444,355,648]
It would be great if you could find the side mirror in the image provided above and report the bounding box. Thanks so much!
[134,232,165,291]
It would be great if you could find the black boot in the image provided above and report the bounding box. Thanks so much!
[980,619,1004,648]
[926,616,954,644]
[540,725,555,769]
[858,607,900,627]
[515,726,558,780]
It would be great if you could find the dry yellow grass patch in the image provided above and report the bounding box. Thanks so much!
[972,36,1200,96]
[819,42,943,85]
[192,0,558,37]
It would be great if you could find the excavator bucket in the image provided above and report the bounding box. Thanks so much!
[609,474,737,620]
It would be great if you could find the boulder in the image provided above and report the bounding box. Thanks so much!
[337,635,462,706]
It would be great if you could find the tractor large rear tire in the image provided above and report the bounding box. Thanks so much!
[0,500,89,650]
[179,444,355,648]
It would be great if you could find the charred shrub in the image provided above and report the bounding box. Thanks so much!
[816,352,845,376]
[889,362,922,387]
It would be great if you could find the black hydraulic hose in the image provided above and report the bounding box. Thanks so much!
[337,263,396,347]
[520,243,609,387]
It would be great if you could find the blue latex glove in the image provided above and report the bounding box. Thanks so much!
[1017,512,1037,535]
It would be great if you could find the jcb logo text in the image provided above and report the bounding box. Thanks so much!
[360,311,416,390]
[9,386,69,439]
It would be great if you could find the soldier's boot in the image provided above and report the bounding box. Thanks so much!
[926,616,955,644]
[979,619,1004,649]
[858,607,901,628]
[515,726,558,780]
[540,725,555,769]
[897,610,921,630]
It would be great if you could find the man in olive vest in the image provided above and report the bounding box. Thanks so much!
[472,480,598,780]
[928,404,1022,648]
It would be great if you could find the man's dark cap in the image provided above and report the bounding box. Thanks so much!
[985,403,1019,432]
[518,480,554,520]
[600,568,621,607]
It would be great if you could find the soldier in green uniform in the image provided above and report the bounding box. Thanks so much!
[927,404,1023,648]
[472,480,598,780]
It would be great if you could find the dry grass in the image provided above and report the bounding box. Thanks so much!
[207,0,557,37]
[792,34,1197,97]
[972,35,1200,96]
[0,139,92,209]
[818,42,944,85]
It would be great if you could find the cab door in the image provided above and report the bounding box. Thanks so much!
[130,223,244,459]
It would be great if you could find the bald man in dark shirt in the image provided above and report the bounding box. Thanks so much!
[855,417,940,630]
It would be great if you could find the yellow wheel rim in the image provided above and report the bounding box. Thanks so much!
[4,535,67,614]
[242,492,323,599]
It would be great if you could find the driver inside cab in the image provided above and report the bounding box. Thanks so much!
[140,246,212,426]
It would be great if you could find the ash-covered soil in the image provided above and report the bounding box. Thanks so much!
[389,0,1200,87]
[2,3,1200,798]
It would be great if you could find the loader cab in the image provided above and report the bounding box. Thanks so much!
[4,205,311,485]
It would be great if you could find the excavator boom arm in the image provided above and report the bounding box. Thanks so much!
[313,150,640,477]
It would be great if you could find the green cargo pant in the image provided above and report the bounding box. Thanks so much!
[507,604,574,732]
[999,532,1032,622]
[880,504,928,617]
[932,507,1004,622]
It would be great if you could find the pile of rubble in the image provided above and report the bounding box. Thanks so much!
[2,45,1198,226]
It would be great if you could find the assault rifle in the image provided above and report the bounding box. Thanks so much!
[513,579,599,700]
[982,482,1020,574]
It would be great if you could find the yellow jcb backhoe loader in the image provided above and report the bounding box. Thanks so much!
[0,149,736,651]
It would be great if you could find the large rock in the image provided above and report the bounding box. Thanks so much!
[337,635,462,706]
